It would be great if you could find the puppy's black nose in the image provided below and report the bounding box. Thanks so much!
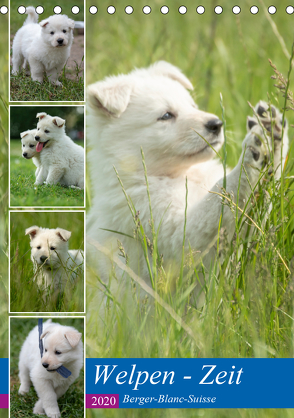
[40,255,47,263]
[42,363,49,368]
[35,136,40,141]
[57,38,63,45]
[23,153,27,157]
[205,119,223,135]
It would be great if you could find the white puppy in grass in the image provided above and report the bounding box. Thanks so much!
[26,226,84,296]
[12,6,74,86]
[87,61,288,306]
[18,319,83,418]
[34,112,84,188]
[21,128,41,178]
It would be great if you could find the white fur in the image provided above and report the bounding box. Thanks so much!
[25,226,84,295]
[12,6,74,86]
[34,112,84,188]
[18,319,83,418]
[86,61,288,304]
[21,129,41,177]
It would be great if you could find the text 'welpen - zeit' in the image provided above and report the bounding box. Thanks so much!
[95,364,244,390]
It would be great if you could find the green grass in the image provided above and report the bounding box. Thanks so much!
[86,1,294,417]
[10,69,84,102]
[10,141,84,207]
[10,211,84,313]
[10,318,84,418]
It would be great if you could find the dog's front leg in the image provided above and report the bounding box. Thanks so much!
[32,379,60,418]
[35,167,48,185]
[29,57,45,83]
[46,66,63,86]
[45,166,65,185]
[186,126,271,255]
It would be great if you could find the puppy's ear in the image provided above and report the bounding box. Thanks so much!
[25,226,40,240]
[37,112,47,120]
[148,61,193,90]
[20,130,29,139]
[56,228,71,242]
[247,116,258,132]
[67,18,75,29]
[87,78,132,117]
[39,19,49,28]
[40,330,49,339]
[64,329,82,347]
[52,117,65,128]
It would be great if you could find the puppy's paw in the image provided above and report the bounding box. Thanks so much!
[241,125,271,178]
[45,408,60,418]
[247,101,289,177]
[33,399,45,415]
[51,80,63,87]
[18,384,30,395]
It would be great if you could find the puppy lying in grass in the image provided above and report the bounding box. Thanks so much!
[18,319,83,418]
[12,6,75,86]
[26,226,84,298]
[34,112,84,188]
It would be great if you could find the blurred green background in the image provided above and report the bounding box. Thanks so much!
[10,106,84,140]
[10,0,84,34]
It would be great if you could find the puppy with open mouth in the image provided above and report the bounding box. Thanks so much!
[12,6,75,86]
[18,319,83,418]
[20,128,43,179]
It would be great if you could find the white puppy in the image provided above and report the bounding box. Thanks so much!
[26,225,84,295]
[87,61,288,305]
[21,129,41,178]
[34,112,84,188]
[18,319,83,418]
[12,6,74,86]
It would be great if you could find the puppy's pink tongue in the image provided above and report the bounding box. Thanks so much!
[36,142,44,152]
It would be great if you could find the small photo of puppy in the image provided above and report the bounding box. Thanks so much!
[25,225,84,296]
[10,105,85,207]
[12,7,75,86]
[34,112,84,188]
[10,211,84,313]
[10,318,84,418]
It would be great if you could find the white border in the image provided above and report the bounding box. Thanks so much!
[9,209,86,314]
[8,0,86,103]
[9,104,86,209]
[9,315,86,418]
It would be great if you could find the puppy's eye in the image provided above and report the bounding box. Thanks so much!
[55,350,62,355]
[45,349,47,352]
[50,31,54,35]
[37,246,41,250]
[50,246,56,251]
[159,112,175,121]
[22,144,25,147]
[63,29,67,33]
[38,128,40,131]
[45,130,50,134]
[29,145,34,148]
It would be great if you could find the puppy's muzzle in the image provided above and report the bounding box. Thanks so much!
[42,362,49,368]
[23,153,29,158]
[35,136,40,141]
[40,255,48,263]
[57,38,64,45]
[205,119,223,135]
